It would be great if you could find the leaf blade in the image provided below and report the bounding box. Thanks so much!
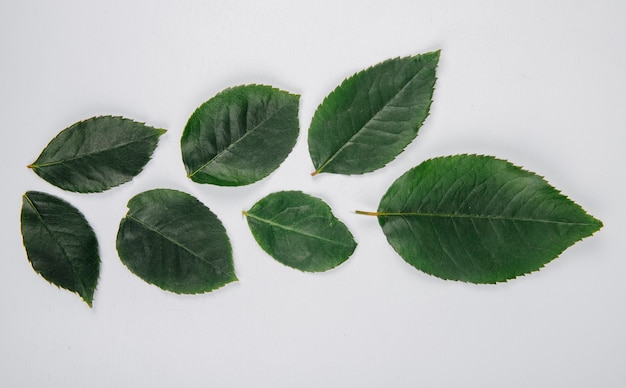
[29,116,166,193]
[244,191,357,272]
[116,189,236,294]
[308,51,439,175]
[374,155,602,283]
[181,84,300,186]
[20,191,100,306]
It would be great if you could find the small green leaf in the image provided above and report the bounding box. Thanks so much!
[20,191,100,306]
[181,84,300,186]
[116,188,236,294]
[29,116,166,193]
[360,155,602,283]
[244,191,357,272]
[308,51,439,176]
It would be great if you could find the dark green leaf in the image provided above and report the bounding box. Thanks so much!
[29,116,166,193]
[362,155,602,283]
[20,191,100,306]
[308,51,439,176]
[181,84,300,186]
[244,191,357,272]
[116,189,236,294]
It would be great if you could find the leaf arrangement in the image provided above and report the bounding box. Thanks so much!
[20,52,603,307]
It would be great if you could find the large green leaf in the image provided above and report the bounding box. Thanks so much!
[244,191,357,272]
[20,191,100,306]
[29,116,166,193]
[181,84,300,186]
[308,51,439,176]
[116,188,236,294]
[360,155,602,283]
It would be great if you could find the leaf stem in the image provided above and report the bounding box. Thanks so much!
[354,210,380,216]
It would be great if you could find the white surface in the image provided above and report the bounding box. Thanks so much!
[1,1,625,387]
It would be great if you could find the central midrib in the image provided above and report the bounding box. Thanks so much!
[375,210,595,226]
[127,215,224,272]
[31,135,157,168]
[245,212,353,247]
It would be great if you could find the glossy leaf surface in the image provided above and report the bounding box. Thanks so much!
[244,191,357,272]
[117,189,236,294]
[20,191,100,306]
[182,84,300,186]
[308,51,439,176]
[29,116,166,193]
[369,155,602,283]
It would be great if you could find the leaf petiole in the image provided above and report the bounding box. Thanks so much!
[354,210,380,216]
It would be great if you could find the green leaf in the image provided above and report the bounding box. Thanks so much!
[116,188,236,294]
[308,51,439,176]
[244,191,357,272]
[29,116,166,193]
[20,191,100,306]
[181,84,300,186]
[359,155,602,283]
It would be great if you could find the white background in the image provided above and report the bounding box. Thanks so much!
[1,1,625,387]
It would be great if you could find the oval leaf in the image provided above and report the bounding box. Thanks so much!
[29,116,166,193]
[181,84,300,186]
[20,191,100,306]
[244,191,357,272]
[308,51,439,176]
[116,188,236,294]
[366,155,602,283]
